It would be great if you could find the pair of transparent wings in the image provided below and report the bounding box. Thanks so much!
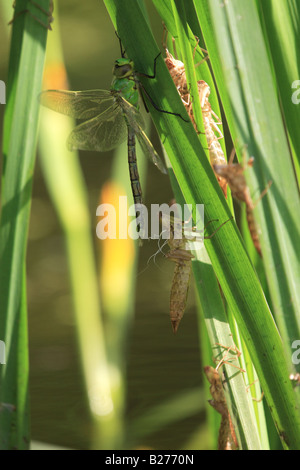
[40,89,166,174]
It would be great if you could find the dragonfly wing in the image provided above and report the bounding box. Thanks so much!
[68,105,127,151]
[112,91,145,129]
[135,129,167,174]
[118,96,167,174]
[40,89,115,120]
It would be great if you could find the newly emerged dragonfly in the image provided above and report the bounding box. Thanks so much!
[40,47,175,236]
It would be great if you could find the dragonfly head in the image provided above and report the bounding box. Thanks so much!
[113,58,134,79]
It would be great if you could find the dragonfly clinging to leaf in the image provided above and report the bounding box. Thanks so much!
[40,40,183,237]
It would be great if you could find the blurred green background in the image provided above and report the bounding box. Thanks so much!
[0,0,207,449]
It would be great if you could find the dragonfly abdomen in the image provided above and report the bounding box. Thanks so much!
[127,127,142,206]
[246,205,262,257]
[127,126,144,238]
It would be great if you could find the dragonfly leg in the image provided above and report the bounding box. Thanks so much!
[140,85,189,122]
[203,217,233,239]
[135,53,189,122]
[193,36,209,68]
[115,31,126,58]
[246,380,264,402]
[136,52,161,80]
[253,180,272,209]
[214,343,245,373]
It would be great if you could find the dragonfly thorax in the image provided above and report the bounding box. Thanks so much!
[112,57,139,109]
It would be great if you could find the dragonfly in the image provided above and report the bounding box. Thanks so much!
[40,46,178,237]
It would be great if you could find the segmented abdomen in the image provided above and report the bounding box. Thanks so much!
[246,206,262,257]
[127,126,143,237]
[127,127,142,206]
